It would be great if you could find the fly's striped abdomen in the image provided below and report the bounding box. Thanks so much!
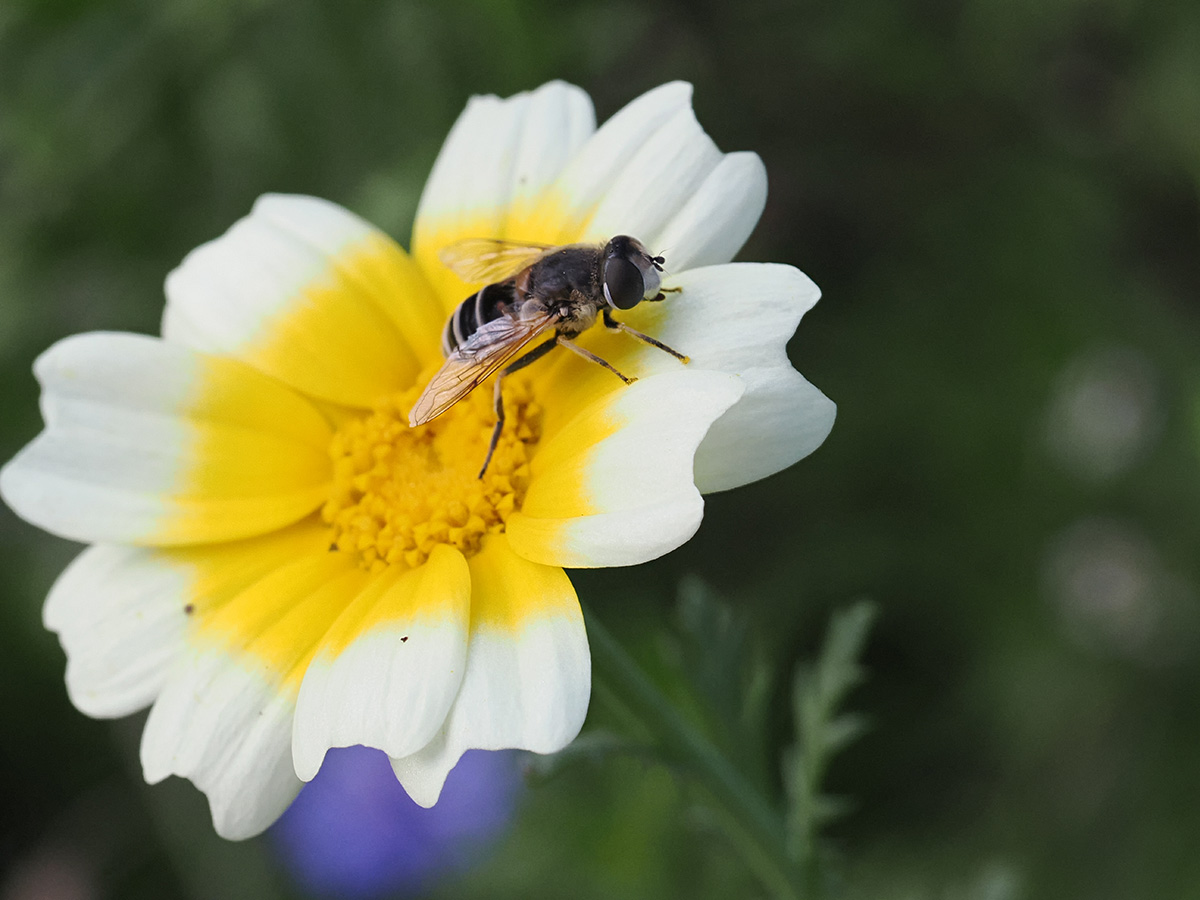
[441,282,518,356]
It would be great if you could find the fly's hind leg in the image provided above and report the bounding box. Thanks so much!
[479,337,558,478]
[602,308,689,364]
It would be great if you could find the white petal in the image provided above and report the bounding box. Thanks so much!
[141,554,361,839]
[694,367,835,492]
[507,370,744,568]
[579,104,722,247]
[637,263,819,370]
[389,731,456,808]
[43,521,331,721]
[413,82,592,238]
[654,152,768,272]
[29,331,329,447]
[508,82,596,217]
[549,81,695,232]
[411,82,597,312]
[164,194,437,407]
[412,91,530,243]
[0,332,331,545]
[2,430,173,546]
[292,545,471,781]
[390,537,588,807]
[44,544,189,718]
[144,649,301,839]
[666,264,835,491]
[579,262,834,492]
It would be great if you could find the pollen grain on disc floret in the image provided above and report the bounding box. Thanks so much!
[322,377,543,572]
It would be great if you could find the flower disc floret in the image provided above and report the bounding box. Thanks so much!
[322,378,543,571]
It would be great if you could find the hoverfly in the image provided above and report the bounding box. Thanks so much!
[408,235,689,477]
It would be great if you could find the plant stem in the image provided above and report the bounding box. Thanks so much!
[582,604,806,900]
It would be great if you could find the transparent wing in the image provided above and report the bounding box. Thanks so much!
[408,310,560,426]
[438,238,553,284]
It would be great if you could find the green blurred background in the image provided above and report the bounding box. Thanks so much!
[3,0,1200,897]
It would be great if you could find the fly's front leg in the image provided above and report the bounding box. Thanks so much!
[647,285,683,302]
[602,308,689,364]
[479,337,557,478]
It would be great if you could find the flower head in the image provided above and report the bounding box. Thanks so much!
[0,81,835,839]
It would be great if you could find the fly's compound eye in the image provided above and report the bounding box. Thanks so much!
[602,255,645,310]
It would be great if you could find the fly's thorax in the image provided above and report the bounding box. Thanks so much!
[523,245,603,304]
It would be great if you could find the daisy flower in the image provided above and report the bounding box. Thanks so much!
[0,81,835,839]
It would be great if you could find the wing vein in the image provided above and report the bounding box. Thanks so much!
[408,311,559,426]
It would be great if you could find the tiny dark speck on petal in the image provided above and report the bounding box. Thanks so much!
[401,636,409,643]
[184,603,195,615]
[328,543,338,552]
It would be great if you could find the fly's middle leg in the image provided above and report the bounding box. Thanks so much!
[557,335,637,384]
[478,337,557,479]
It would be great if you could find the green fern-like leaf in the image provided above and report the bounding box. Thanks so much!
[784,600,878,871]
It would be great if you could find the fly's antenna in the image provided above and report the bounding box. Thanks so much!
[651,242,680,275]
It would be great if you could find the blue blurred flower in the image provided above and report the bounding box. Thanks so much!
[271,746,519,899]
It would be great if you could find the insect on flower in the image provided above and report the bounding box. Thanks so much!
[410,235,690,476]
[0,79,838,841]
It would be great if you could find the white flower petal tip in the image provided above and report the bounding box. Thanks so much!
[139,649,303,840]
[683,264,833,492]
[655,151,769,272]
[414,81,594,236]
[508,370,745,569]
[138,553,360,840]
[696,369,836,493]
[580,104,722,246]
[507,81,596,212]
[0,331,331,546]
[43,545,190,719]
[390,539,590,808]
[389,735,455,809]
[602,262,830,493]
[291,545,472,782]
[550,81,696,222]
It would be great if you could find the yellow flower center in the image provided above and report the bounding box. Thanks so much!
[322,377,543,571]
